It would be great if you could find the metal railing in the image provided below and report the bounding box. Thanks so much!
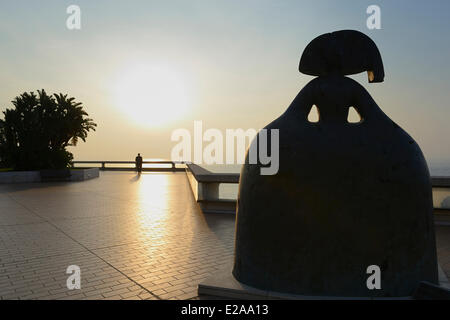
[431,176,450,224]
[71,160,185,172]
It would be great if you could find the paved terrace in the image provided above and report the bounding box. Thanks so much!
[0,171,449,300]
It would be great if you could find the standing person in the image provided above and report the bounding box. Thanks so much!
[135,153,143,173]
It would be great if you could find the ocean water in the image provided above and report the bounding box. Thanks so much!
[429,166,450,177]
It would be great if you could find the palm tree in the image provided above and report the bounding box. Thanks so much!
[0,90,97,170]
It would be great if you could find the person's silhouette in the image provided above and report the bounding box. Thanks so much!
[135,153,143,173]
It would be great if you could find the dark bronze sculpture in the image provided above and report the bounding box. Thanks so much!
[233,30,438,297]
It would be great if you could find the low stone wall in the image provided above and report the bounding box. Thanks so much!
[0,168,99,183]
[70,168,99,181]
[0,171,41,183]
[185,163,238,214]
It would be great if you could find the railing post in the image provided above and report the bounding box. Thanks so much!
[101,162,105,170]
[199,182,220,201]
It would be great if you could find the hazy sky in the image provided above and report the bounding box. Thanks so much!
[1,0,449,167]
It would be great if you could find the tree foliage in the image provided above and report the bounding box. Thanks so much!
[0,90,97,170]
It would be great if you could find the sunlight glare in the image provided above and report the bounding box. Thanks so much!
[114,64,190,127]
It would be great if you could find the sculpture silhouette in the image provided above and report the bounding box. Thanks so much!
[233,30,438,297]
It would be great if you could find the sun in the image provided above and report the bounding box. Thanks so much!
[114,63,190,127]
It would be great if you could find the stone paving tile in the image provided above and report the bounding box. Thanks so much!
[0,250,141,300]
[0,172,235,300]
[91,229,234,299]
[0,171,448,300]
[0,222,85,264]
[0,202,44,226]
